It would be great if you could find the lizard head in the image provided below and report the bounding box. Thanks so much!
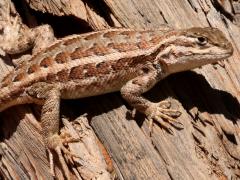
[158,27,233,74]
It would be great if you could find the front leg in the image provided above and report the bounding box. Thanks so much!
[121,66,181,133]
[27,82,78,178]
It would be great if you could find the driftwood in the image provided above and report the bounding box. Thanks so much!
[0,0,240,179]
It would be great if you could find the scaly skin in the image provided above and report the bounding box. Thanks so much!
[0,27,233,178]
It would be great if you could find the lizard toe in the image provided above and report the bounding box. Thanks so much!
[46,134,81,179]
[145,101,183,134]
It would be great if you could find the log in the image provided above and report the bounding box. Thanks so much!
[0,0,240,179]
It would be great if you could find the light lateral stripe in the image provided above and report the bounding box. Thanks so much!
[2,30,183,94]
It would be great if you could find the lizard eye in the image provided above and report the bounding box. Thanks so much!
[197,36,208,45]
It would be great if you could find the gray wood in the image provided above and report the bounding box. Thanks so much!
[92,0,240,179]
[0,0,239,179]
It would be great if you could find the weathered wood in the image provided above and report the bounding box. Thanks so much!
[91,0,240,179]
[0,0,240,179]
[0,0,111,179]
[24,0,110,29]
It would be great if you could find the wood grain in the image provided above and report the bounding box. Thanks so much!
[0,0,240,179]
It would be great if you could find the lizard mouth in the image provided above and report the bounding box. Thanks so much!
[185,48,233,63]
[208,50,233,62]
[165,50,233,74]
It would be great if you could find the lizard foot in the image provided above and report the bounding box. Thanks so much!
[47,133,81,179]
[145,101,183,134]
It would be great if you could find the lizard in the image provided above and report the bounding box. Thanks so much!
[0,26,233,177]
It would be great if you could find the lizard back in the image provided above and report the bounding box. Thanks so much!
[0,27,174,107]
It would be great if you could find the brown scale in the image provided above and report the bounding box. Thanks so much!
[69,31,156,62]
[103,31,120,39]
[83,63,99,77]
[12,71,27,82]
[27,64,40,74]
[63,32,101,46]
[57,70,69,82]
[69,65,84,79]
[84,32,101,41]
[69,61,112,80]
[120,31,137,37]
[55,51,70,64]
[111,57,132,71]
[86,43,111,56]
[70,47,94,60]
[40,57,54,68]
[137,40,152,49]
[46,73,58,82]
[150,31,178,45]
[95,61,112,75]
[107,42,139,52]
[149,34,163,45]
[70,58,135,80]
[63,37,80,46]
[128,55,149,68]
[111,61,123,71]
[136,32,154,49]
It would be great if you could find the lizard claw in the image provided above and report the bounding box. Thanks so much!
[47,133,81,179]
[145,101,183,134]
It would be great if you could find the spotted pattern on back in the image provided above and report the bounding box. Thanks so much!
[40,57,54,68]
[0,28,173,89]
[55,52,70,64]
[27,64,40,74]
[70,47,93,59]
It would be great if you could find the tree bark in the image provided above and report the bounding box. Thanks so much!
[0,0,240,179]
